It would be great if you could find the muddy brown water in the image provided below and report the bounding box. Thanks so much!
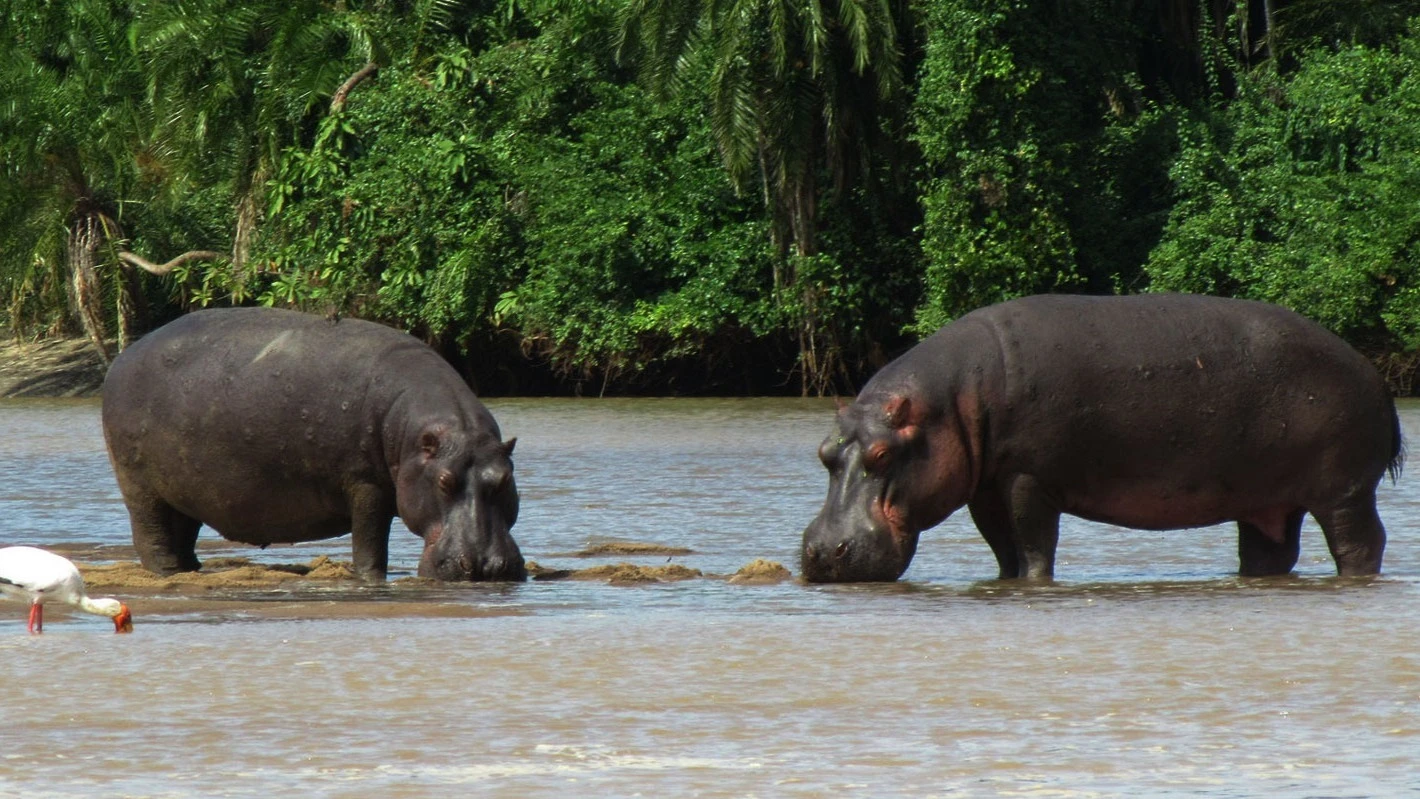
[2,397,1419,797]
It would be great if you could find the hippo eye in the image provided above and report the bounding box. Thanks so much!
[863,441,893,471]
[437,470,459,496]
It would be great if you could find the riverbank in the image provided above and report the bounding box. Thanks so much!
[5,330,1414,400]
[0,336,106,398]
[0,331,795,398]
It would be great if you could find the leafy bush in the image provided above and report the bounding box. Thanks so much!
[1146,23,1420,349]
[911,0,1176,332]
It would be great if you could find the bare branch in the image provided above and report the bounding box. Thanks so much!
[331,61,379,113]
[118,250,227,276]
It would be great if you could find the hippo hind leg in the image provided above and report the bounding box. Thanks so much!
[1236,508,1304,577]
[128,498,202,574]
[1312,491,1386,576]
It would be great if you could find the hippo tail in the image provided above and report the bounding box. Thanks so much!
[1388,405,1406,484]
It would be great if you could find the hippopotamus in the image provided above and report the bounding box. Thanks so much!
[802,293,1403,582]
[101,307,525,582]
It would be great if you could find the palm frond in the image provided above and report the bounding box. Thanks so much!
[838,0,871,73]
[709,49,760,189]
[802,0,827,76]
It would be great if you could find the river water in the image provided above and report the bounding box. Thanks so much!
[1,397,1418,797]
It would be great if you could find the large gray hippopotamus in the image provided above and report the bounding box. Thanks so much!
[102,307,525,582]
[802,294,1403,582]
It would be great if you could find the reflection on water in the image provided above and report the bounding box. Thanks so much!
[2,397,1419,796]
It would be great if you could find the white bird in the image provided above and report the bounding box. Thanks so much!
[0,546,134,634]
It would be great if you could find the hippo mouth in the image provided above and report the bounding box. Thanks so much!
[418,538,526,582]
[802,540,909,582]
[805,484,920,582]
[801,519,914,583]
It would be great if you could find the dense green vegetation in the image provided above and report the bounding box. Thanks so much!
[3,1,1419,394]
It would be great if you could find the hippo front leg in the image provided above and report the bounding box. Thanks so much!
[347,483,394,581]
[1237,509,1304,576]
[1002,474,1061,580]
[968,492,1022,580]
[127,497,202,574]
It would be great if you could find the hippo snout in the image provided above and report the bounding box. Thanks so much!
[801,540,850,583]
[424,552,526,582]
[802,519,909,583]
[420,535,527,582]
[482,552,527,582]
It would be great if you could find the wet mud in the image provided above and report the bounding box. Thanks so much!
[527,557,791,584]
[549,541,697,558]
[78,555,358,592]
[88,595,532,623]
[0,336,105,398]
[572,562,701,583]
[53,556,532,623]
[47,528,798,622]
[71,547,795,618]
[727,558,793,584]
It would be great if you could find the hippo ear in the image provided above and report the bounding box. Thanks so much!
[502,437,517,457]
[419,430,441,459]
[885,396,912,429]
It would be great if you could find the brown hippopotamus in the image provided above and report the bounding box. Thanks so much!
[802,293,1403,582]
[102,307,525,582]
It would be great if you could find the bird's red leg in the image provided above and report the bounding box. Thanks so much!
[28,603,42,634]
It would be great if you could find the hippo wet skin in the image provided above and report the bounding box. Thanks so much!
[802,294,1404,582]
[102,307,525,582]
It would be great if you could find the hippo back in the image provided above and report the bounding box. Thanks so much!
[101,307,481,542]
[929,294,1396,514]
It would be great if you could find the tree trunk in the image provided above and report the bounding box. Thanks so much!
[66,211,112,364]
[787,171,840,398]
[232,187,258,281]
[117,249,228,276]
[1258,0,1273,62]
[331,61,378,113]
[116,262,149,352]
[113,249,226,348]
[761,149,791,291]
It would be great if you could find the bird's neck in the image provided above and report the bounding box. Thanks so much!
[75,596,119,617]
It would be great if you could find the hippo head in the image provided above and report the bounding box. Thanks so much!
[801,393,971,582]
[395,423,526,582]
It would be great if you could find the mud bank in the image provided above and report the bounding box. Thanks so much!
[527,561,703,583]
[0,336,106,398]
[551,541,697,558]
[46,535,794,623]
[727,558,794,584]
[74,554,793,593]
[78,555,358,591]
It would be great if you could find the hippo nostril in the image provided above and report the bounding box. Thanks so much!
[835,540,851,560]
[482,556,526,581]
[804,544,818,562]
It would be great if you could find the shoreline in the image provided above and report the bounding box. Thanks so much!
[4,332,1414,401]
[0,336,106,398]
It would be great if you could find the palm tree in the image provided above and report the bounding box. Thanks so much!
[619,0,909,394]
[1,0,153,359]
[137,0,377,284]
[4,0,385,358]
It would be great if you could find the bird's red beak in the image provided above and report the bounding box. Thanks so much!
[114,605,134,634]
